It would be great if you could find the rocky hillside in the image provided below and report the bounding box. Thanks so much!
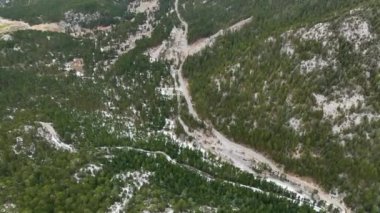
[184,1,380,212]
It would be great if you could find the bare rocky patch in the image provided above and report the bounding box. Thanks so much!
[37,122,76,152]
[108,171,153,213]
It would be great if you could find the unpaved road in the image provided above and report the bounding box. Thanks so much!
[171,0,350,212]
[187,17,252,56]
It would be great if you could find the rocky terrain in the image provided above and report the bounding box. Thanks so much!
[183,1,380,212]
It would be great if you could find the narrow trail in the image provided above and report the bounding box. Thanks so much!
[170,0,350,212]
[100,146,263,192]
[100,146,312,205]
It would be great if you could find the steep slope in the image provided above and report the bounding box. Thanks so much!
[184,1,380,212]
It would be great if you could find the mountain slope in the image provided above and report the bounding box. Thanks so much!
[184,1,380,211]
[0,0,322,212]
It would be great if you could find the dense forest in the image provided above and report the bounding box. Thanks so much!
[183,0,380,212]
[0,0,321,212]
[2,0,379,211]
[0,32,313,212]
